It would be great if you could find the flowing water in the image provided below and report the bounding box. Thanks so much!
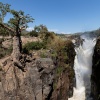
[68,36,96,100]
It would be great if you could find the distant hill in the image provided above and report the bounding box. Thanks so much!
[74,29,100,38]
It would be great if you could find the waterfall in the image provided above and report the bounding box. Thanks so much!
[68,36,96,100]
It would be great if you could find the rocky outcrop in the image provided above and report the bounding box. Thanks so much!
[50,68,75,100]
[0,41,75,100]
[50,41,75,100]
[91,37,100,100]
[0,56,55,100]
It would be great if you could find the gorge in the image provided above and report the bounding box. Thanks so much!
[69,35,96,100]
[1,1,100,100]
[0,33,100,100]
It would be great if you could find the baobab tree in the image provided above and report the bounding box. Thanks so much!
[0,2,34,70]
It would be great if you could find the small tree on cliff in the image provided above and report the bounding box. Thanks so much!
[34,24,48,33]
[9,10,34,68]
[0,2,34,69]
[34,24,48,40]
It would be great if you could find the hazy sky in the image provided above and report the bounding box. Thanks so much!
[1,0,100,33]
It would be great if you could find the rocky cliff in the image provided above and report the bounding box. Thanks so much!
[0,56,55,100]
[0,40,75,100]
[91,37,100,100]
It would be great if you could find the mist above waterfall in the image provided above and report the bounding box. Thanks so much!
[69,35,96,100]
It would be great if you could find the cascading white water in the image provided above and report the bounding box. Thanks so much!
[68,36,96,100]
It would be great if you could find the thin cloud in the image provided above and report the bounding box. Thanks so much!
[48,29,59,33]
[60,32,72,34]
[26,27,33,31]
[60,32,66,34]
[49,29,69,34]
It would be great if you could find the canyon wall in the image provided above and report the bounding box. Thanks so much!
[0,41,75,100]
[91,37,100,100]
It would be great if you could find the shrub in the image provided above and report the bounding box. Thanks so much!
[56,66,63,75]
[29,30,38,37]
[39,31,56,45]
[23,41,46,54]
[39,50,51,58]
[49,37,75,64]
[40,52,47,58]
[0,27,10,36]
[47,36,75,78]
[0,45,12,59]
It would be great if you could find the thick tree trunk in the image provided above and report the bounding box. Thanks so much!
[0,23,23,69]
[12,35,21,60]
[11,33,23,69]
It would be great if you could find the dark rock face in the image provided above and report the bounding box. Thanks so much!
[91,37,100,100]
[36,58,55,100]
[51,69,70,100]
[50,43,75,100]
[0,57,55,100]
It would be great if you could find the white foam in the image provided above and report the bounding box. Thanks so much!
[69,37,96,100]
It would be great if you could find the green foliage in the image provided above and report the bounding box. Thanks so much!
[23,41,46,54]
[0,38,12,55]
[0,2,34,55]
[0,2,10,23]
[28,30,38,37]
[34,24,48,33]
[42,32,55,44]
[47,36,75,80]
[0,25,11,36]
[0,2,34,37]
[0,46,12,59]
[0,2,11,35]
[50,39,69,63]
[45,37,76,92]
[51,51,57,58]
[40,52,47,58]
[33,24,55,44]
[56,66,63,75]
[39,50,51,58]
[8,10,34,32]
